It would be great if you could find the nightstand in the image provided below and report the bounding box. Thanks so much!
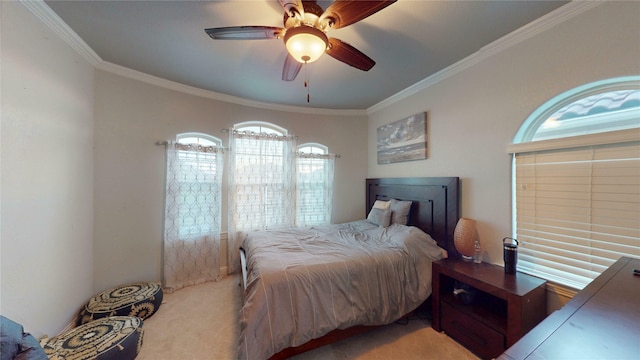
[432,259,547,360]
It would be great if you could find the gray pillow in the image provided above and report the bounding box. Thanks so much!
[390,199,412,225]
[367,207,391,227]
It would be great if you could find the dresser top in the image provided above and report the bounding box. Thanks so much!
[500,256,640,360]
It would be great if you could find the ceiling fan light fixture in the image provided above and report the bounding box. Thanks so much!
[284,26,328,63]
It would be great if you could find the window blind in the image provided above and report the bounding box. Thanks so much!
[296,152,335,226]
[514,141,640,290]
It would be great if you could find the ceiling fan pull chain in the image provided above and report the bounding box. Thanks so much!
[304,61,310,103]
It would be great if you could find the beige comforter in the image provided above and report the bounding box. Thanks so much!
[238,220,445,360]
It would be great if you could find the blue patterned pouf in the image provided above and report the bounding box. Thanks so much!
[43,316,143,360]
[77,282,163,326]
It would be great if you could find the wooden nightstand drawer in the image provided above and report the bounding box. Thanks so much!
[442,301,504,359]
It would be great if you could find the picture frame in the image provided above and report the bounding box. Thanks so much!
[377,112,428,164]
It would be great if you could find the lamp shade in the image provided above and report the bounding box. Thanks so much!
[454,218,479,260]
[284,26,328,63]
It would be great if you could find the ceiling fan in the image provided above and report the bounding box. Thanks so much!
[204,0,397,81]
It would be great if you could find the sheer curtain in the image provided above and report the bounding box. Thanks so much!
[227,130,296,274]
[296,152,335,226]
[163,142,223,292]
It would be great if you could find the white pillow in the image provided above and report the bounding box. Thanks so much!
[372,200,390,210]
[390,199,412,225]
[367,207,391,227]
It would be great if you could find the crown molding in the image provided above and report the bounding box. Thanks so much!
[20,0,366,116]
[20,0,101,66]
[367,1,604,114]
[22,0,602,116]
[96,61,367,116]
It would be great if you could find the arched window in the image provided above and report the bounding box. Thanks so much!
[298,143,327,154]
[177,132,221,146]
[297,143,335,226]
[163,132,224,291]
[514,77,640,143]
[227,122,296,274]
[171,133,223,240]
[229,121,294,229]
[232,121,288,135]
[510,76,640,290]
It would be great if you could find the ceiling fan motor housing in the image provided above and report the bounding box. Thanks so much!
[284,1,327,29]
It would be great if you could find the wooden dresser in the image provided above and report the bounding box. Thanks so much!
[499,256,640,359]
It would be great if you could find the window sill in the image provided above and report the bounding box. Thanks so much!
[545,281,578,299]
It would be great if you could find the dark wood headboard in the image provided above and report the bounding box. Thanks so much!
[366,177,460,258]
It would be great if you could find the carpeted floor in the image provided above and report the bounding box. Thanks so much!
[137,275,479,360]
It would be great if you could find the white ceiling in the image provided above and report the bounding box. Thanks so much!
[44,0,569,110]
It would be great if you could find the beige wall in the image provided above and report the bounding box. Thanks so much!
[93,71,368,291]
[367,2,640,270]
[1,1,95,337]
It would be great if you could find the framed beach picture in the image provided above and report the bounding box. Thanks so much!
[377,112,427,164]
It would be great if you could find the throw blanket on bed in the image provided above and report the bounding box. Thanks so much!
[238,220,445,360]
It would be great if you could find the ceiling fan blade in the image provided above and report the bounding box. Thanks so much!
[326,37,375,71]
[319,0,397,29]
[282,53,303,81]
[204,26,283,40]
[279,0,304,19]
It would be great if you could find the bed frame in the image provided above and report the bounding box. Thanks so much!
[268,177,460,360]
[366,177,460,258]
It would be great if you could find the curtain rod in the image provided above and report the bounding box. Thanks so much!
[157,139,340,158]
[219,129,341,158]
[221,128,300,140]
[155,140,228,151]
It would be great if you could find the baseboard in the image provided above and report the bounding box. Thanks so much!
[39,317,76,343]
[546,282,578,299]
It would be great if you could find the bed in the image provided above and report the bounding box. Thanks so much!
[238,177,460,360]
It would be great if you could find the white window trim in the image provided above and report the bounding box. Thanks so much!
[177,132,222,146]
[508,128,640,154]
[233,121,287,135]
[298,142,328,154]
[514,76,640,143]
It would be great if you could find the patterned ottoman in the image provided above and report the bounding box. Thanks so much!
[44,316,143,360]
[77,282,163,326]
